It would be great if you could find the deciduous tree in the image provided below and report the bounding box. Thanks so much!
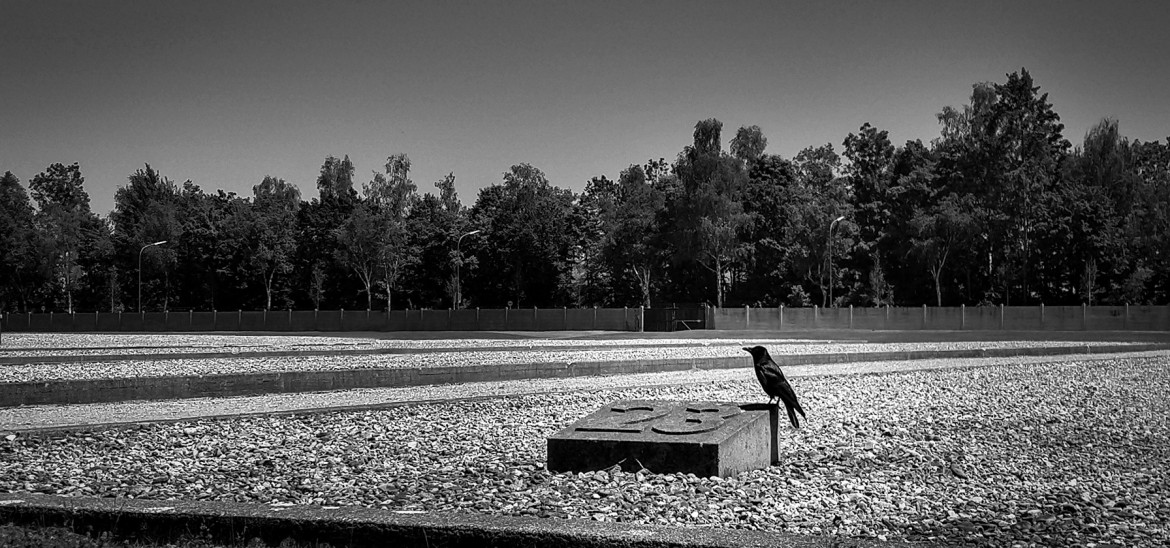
[469,164,576,307]
[333,200,382,310]
[111,165,183,311]
[30,163,102,312]
[247,176,300,310]
[668,119,751,307]
[908,194,975,306]
[603,164,667,307]
[740,153,798,305]
[364,154,419,310]
[0,172,45,311]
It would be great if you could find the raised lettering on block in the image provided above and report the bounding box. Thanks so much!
[546,400,779,478]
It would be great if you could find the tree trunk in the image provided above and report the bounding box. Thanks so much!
[513,261,523,309]
[108,268,117,313]
[385,273,392,311]
[1081,259,1098,306]
[63,254,73,314]
[819,271,828,308]
[639,266,651,309]
[354,266,374,311]
[1021,217,1031,305]
[310,265,324,309]
[933,269,942,307]
[264,269,274,311]
[714,257,724,308]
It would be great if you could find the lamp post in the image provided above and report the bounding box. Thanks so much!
[138,240,167,312]
[827,216,845,307]
[454,230,481,308]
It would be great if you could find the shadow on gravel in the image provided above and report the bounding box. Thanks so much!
[402,329,1170,344]
[0,493,920,548]
[40,329,1169,344]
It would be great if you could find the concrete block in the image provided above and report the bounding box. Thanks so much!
[547,400,778,478]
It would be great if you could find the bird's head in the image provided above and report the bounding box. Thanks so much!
[742,345,769,361]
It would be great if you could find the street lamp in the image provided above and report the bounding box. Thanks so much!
[827,216,845,307]
[454,230,481,308]
[138,240,167,312]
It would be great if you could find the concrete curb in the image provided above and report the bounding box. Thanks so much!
[0,492,903,548]
[3,343,1166,408]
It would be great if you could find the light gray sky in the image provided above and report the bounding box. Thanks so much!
[3,0,1168,215]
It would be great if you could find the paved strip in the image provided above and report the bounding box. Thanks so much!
[4,349,1166,433]
[0,492,898,548]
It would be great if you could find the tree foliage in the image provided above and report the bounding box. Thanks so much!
[0,172,44,311]
[467,164,577,308]
[2,69,1169,312]
[247,176,300,310]
[666,119,751,307]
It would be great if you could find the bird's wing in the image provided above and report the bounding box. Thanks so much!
[753,364,770,388]
[757,359,786,387]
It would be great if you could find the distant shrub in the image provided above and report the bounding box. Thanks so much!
[786,285,811,307]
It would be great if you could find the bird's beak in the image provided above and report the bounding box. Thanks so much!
[742,347,751,352]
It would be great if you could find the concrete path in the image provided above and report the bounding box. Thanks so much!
[4,349,1166,433]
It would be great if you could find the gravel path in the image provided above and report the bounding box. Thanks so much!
[0,341,1129,384]
[2,350,1165,433]
[0,333,845,358]
[3,351,1168,546]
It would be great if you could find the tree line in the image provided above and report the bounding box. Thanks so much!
[1,69,1167,314]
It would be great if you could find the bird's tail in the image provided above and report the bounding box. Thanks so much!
[794,402,807,420]
[787,406,800,428]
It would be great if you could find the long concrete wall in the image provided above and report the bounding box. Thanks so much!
[709,304,1170,331]
[5,305,1169,333]
[0,307,646,333]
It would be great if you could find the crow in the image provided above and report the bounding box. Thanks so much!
[743,345,807,428]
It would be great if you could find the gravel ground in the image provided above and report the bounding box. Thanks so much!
[0,333,846,357]
[0,341,1128,383]
[3,350,1165,434]
[3,355,1168,546]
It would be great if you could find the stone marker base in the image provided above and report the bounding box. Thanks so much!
[547,400,779,478]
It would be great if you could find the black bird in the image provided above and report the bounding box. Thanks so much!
[744,345,807,428]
